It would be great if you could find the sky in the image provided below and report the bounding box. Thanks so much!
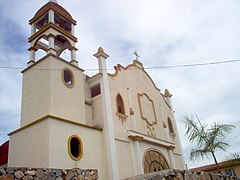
[0,0,240,169]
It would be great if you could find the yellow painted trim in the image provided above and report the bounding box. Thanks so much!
[61,67,75,88]
[21,54,84,73]
[29,5,76,25]
[137,93,157,126]
[68,135,83,161]
[8,115,102,136]
[109,63,160,92]
[28,23,77,43]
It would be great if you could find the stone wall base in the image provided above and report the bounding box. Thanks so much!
[125,169,238,180]
[0,167,98,180]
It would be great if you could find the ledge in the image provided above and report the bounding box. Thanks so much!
[8,115,103,136]
[116,112,128,124]
[128,130,175,149]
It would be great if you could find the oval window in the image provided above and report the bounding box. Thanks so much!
[68,135,83,161]
[62,68,74,88]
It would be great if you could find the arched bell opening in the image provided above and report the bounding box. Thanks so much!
[54,12,72,33]
[35,13,49,32]
[33,35,48,61]
[55,35,72,61]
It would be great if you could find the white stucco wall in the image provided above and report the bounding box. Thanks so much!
[8,119,50,167]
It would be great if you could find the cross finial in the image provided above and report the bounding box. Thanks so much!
[49,0,58,3]
[133,50,140,60]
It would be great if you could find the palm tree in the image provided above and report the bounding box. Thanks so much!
[183,115,235,172]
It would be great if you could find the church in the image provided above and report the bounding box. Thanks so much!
[7,0,185,179]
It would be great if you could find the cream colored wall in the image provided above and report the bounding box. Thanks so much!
[21,56,86,126]
[91,95,104,128]
[108,63,185,170]
[21,58,51,126]
[8,120,49,167]
[49,57,86,124]
[9,118,107,179]
[84,78,93,126]
[109,66,166,140]
[48,118,107,179]
[115,139,134,179]
[173,153,185,169]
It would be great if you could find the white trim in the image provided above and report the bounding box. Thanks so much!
[128,130,175,149]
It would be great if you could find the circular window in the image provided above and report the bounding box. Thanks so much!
[62,68,74,88]
[68,135,83,161]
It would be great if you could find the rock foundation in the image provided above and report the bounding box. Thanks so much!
[125,169,238,180]
[0,167,98,180]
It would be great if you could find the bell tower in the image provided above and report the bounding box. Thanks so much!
[28,0,78,66]
[20,0,86,126]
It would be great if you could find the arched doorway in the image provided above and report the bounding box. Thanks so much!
[143,149,170,173]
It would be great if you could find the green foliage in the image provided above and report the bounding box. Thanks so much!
[225,153,240,162]
[183,115,235,163]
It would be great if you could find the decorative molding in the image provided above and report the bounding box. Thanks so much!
[116,112,128,125]
[143,149,170,173]
[146,125,156,138]
[8,115,103,136]
[29,3,76,25]
[85,100,92,106]
[129,107,134,115]
[21,53,84,73]
[137,93,157,126]
[163,122,167,128]
[28,22,77,43]
[127,130,175,149]
[109,62,161,92]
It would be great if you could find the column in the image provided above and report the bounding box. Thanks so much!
[168,147,176,169]
[94,47,119,180]
[164,89,186,168]
[27,47,36,66]
[31,23,36,35]
[127,88,144,175]
[47,34,56,55]
[70,46,78,66]
[49,10,54,23]
[71,24,75,36]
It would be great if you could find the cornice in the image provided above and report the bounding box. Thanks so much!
[8,115,102,136]
[28,23,77,43]
[29,4,76,25]
[21,53,84,73]
[128,130,175,149]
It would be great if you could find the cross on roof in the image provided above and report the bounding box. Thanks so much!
[133,50,140,60]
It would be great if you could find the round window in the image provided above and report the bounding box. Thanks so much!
[68,135,83,161]
[62,68,74,88]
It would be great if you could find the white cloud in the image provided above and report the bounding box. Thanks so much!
[0,0,239,169]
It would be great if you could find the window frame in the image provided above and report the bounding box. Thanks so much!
[68,135,83,161]
[62,68,75,88]
[116,93,126,115]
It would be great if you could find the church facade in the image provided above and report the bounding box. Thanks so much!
[8,1,185,179]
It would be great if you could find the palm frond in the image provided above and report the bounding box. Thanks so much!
[183,114,235,164]
[183,115,207,146]
[189,148,212,161]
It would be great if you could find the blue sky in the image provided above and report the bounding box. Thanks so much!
[0,0,240,169]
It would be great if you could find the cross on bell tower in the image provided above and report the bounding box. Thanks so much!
[28,0,78,66]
